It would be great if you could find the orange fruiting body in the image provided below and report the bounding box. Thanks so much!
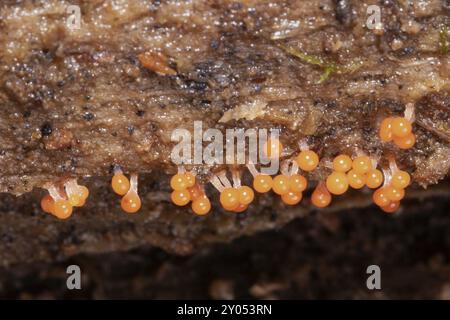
[112,173,130,196]
[272,175,290,195]
[373,188,391,207]
[78,186,89,200]
[184,172,196,188]
[391,170,411,189]
[366,169,384,189]
[238,186,254,206]
[281,191,303,205]
[192,197,211,216]
[68,193,82,207]
[53,199,73,220]
[171,189,191,206]
[379,117,394,142]
[41,195,55,214]
[381,201,400,213]
[170,173,188,191]
[121,192,141,213]
[347,169,366,189]
[253,174,273,193]
[392,117,412,138]
[188,185,203,201]
[311,183,332,208]
[326,172,349,195]
[289,174,307,193]
[333,155,352,173]
[393,133,416,149]
[352,156,371,175]
[220,187,240,210]
[380,115,415,149]
[385,186,405,202]
[296,150,319,172]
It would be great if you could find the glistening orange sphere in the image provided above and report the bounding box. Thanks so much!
[347,169,366,189]
[220,188,240,210]
[311,184,332,208]
[272,175,290,195]
[289,174,307,193]
[253,175,273,193]
[332,155,352,173]
[192,197,211,216]
[170,174,189,191]
[41,195,55,214]
[394,133,416,149]
[352,156,371,175]
[112,174,130,196]
[326,171,349,195]
[296,150,319,172]
[281,191,303,205]
[373,188,390,207]
[238,186,254,205]
[121,192,141,213]
[379,117,394,142]
[392,117,412,138]
[53,199,73,219]
[391,170,411,189]
[366,169,384,189]
[171,189,191,206]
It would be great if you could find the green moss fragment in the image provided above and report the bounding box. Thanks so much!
[280,45,363,84]
[439,25,449,55]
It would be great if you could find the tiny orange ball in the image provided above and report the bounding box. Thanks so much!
[393,133,416,149]
[185,172,196,188]
[333,154,353,173]
[391,170,411,189]
[296,150,319,172]
[41,195,55,214]
[78,185,89,201]
[121,192,141,213]
[281,191,303,205]
[170,173,188,191]
[188,185,203,201]
[253,175,273,193]
[272,175,290,195]
[311,184,332,208]
[373,188,391,207]
[366,169,384,189]
[379,117,394,142]
[112,173,130,196]
[68,193,83,207]
[53,199,73,220]
[347,169,366,189]
[220,187,240,210]
[385,185,405,202]
[171,189,191,206]
[264,138,283,158]
[289,174,307,193]
[238,186,254,205]
[326,171,349,195]
[352,156,371,175]
[192,197,211,216]
[381,201,400,213]
[392,117,412,138]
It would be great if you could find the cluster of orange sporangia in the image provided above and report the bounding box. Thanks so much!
[379,103,416,149]
[170,168,211,215]
[40,179,89,219]
[111,168,141,213]
[40,106,416,219]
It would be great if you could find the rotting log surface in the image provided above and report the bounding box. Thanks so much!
[0,1,449,270]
